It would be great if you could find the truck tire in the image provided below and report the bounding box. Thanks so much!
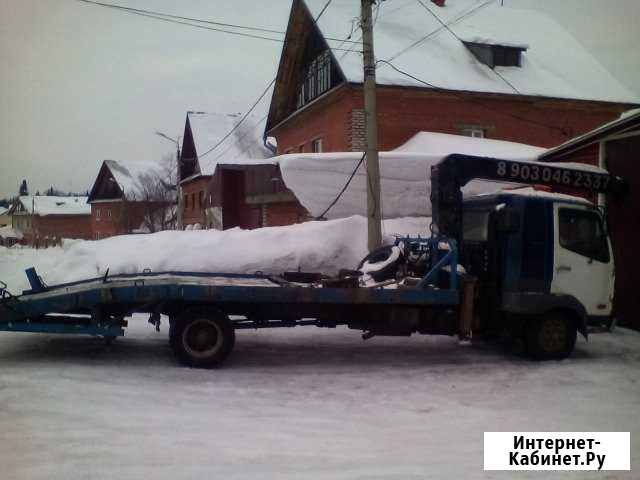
[169,307,235,368]
[525,311,577,360]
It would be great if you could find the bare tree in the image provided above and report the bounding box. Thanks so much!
[135,154,178,233]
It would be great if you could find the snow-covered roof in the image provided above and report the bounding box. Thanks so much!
[0,225,22,239]
[16,196,90,216]
[103,159,167,200]
[0,207,8,216]
[305,0,638,103]
[216,133,544,219]
[393,131,546,158]
[186,112,273,177]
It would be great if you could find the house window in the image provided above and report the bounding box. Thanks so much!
[463,42,526,69]
[312,138,323,153]
[107,209,112,218]
[96,208,101,221]
[191,193,196,209]
[184,194,189,209]
[199,191,203,208]
[460,127,485,138]
[296,50,332,109]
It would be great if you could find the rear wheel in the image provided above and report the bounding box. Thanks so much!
[170,307,235,368]
[525,312,577,360]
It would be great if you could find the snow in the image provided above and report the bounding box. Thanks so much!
[0,216,428,295]
[0,313,638,479]
[15,196,90,216]
[186,111,273,176]
[215,132,604,220]
[0,219,639,479]
[103,159,166,200]
[0,225,23,240]
[0,206,8,216]
[276,133,545,219]
[393,131,546,157]
[305,0,638,103]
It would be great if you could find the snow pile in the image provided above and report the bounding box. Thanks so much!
[0,216,429,293]
[275,132,546,219]
[15,196,90,216]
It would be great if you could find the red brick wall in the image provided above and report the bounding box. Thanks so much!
[181,176,211,228]
[264,202,309,227]
[32,215,92,245]
[270,85,630,154]
[91,201,156,239]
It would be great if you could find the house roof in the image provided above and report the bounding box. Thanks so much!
[0,207,8,216]
[183,112,273,178]
[88,159,170,202]
[301,0,637,103]
[16,196,90,216]
[539,108,640,160]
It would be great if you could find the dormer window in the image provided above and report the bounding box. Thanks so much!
[296,50,332,109]
[464,41,527,68]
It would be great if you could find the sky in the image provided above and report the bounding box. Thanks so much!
[1,0,639,198]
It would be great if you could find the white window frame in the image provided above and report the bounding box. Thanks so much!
[460,126,485,138]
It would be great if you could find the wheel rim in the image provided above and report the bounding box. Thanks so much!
[540,317,568,353]
[182,319,223,359]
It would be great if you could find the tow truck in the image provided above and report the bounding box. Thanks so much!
[0,154,626,367]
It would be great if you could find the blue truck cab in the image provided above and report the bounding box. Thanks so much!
[461,190,615,353]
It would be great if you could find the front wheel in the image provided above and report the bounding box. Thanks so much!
[170,307,235,368]
[525,312,577,360]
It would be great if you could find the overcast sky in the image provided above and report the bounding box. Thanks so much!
[1,0,639,197]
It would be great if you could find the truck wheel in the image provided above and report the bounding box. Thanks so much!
[169,307,235,368]
[525,312,577,360]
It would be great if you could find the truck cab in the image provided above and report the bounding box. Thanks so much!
[461,189,615,357]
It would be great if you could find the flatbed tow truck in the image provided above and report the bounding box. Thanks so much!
[0,154,627,367]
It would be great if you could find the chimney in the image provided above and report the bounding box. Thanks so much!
[431,0,446,6]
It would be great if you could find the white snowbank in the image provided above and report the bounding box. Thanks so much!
[0,216,429,294]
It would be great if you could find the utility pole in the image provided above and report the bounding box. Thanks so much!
[155,132,183,230]
[361,0,382,251]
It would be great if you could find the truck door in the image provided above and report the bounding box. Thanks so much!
[551,204,614,317]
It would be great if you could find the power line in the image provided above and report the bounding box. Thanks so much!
[198,79,276,160]
[198,0,336,163]
[316,152,366,220]
[376,59,566,134]
[413,0,520,94]
[387,0,495,62]
[74,0,359,46]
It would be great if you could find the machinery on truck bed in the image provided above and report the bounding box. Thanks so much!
[0,154,627,367]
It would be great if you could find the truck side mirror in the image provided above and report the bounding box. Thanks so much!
[495,207,520,233]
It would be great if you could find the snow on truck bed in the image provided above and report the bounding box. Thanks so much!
[0,216,428,295]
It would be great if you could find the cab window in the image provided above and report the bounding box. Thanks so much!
[558,208,609,262]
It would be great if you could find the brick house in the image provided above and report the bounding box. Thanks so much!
[10,196,91,247]
[539,109,640,329]
[88,160,174,239]
[178,111,275,229]
[265,0,637,154]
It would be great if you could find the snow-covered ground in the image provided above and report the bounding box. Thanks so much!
[0,222,638,479]
[0,318,638,479]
